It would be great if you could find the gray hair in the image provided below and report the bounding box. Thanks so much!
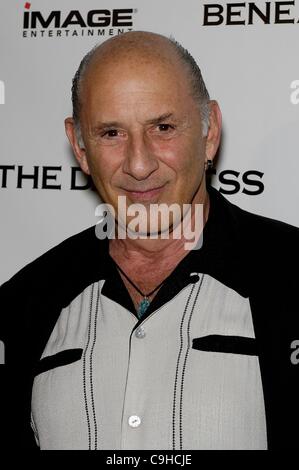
[169,37,210,136]
[71,35,211,145]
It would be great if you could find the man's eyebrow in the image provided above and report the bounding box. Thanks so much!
[92,121,121,131]
[145,113,174,125]
[91,113,178,132]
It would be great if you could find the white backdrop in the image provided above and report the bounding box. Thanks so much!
[0,0,298,284]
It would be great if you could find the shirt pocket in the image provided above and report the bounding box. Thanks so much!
[33,348,83,377]
[192,335,258,356]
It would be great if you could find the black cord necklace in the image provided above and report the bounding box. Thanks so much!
[113,260,166,318]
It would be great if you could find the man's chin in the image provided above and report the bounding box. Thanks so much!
[115,216,182,240]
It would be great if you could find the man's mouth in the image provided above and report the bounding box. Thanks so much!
[122,184,166,202]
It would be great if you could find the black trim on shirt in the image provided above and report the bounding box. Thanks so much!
[192,335,258,356]
[33,348,83,377]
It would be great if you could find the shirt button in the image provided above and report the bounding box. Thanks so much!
[135,327,146,339]
[128,415,141,428]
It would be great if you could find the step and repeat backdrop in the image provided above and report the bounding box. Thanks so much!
[0,0,298,284]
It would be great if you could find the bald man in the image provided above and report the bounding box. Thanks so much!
[0,32,298,451]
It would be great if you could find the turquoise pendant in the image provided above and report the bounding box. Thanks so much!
[137,297,150,318]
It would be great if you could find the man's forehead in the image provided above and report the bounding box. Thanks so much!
[76,32,199,123]
[81,68,193,121]
[80,56,189,112]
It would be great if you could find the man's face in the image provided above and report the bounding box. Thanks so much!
[71,55,212,233]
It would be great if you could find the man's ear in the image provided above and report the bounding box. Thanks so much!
[64,117,90,175]
[205,100,222,162]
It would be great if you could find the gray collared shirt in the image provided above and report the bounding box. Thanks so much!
[31,272,267,449]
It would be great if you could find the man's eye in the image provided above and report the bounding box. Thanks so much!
[102,129,119,138]
[158,124,173,132]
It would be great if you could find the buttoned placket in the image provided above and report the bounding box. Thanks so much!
[120,319,148,449]
[119,275,201,450]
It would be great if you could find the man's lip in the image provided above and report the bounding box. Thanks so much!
[125,185,165,194]
[121,184,166,200]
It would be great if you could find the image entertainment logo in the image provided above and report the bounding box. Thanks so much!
[22,4,136,38]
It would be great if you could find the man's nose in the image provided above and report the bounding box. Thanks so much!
[122,132,158,180]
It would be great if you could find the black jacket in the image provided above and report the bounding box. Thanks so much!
[0,186,298,450]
